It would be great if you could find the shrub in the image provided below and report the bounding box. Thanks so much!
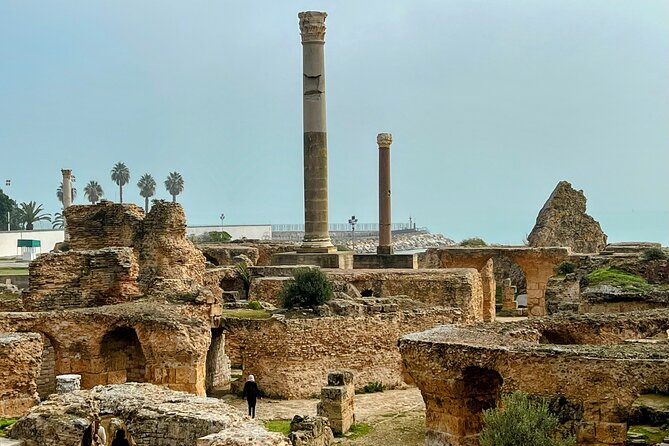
[280,268,333,309]
[460,237,487,247]
[479,392,575,446]
[586,267,650,293]
[235,263,252,296]
[642,247,668,261]
[555,262,575,275]
[193,231,232,243]
[361,381,384,393]
[247,300,262,310]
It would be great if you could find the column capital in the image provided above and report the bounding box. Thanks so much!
[377,133,393,147]
[61,169,72,178]
[299,11,327,43]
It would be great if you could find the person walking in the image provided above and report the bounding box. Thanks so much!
[242,374,259,419]
[111,429,130,446]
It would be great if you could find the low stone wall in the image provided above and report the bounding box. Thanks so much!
[399,310,669,446]
[10,383,290,446]
[0,332,42,417]
[223,308,468,399]
[0,302,211,396]
[326,269,483,322]
[199,244,260,266]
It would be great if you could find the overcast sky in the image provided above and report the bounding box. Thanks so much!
[1,1,668,244]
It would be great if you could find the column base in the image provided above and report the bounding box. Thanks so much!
[271,251,353,269]
[353,253,417,269]
[298,239,337,253]
[376,246,394,255]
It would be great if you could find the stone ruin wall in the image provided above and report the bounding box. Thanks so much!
[0,303,211,396]
[223,308,468,399]
[0,332,42,417]
[23,201,213,311]
[399,310,669,446]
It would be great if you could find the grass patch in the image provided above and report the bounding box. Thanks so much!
[264,419,291,436]
[586,267,651,293]
[628,425,669,444]
[346,423,372,440]
[220,309,272,319]
[0,268,28,276]
[0,418,18,437]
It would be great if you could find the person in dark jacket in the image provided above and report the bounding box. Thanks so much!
[111,429,130,446]
[242,374,259,418]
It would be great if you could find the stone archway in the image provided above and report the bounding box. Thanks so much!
[100,327,146,384]
[36,333,58,399]
[205,328,231,395]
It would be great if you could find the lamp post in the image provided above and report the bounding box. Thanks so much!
[5,179,10,231]
[220,213,225,228]
[348,215,358,252]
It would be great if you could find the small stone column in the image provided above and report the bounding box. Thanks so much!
[502,278,517,311]
[298,11,335,253]
[317,370,355,435]
[61,169,73,241]
[377,133,394,255]
[56,374,81,394]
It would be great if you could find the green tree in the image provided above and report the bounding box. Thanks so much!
[52,211,64,229]
[479,392,575,446]
[111,162,130,203]
[17,201,51,230]
[84,181,104,204]
[0,189,19,231]
[137,173,157,213]
[460,237,488,247]
[280,268,333,309]
[56,181,77,204]
[164,171,184,203]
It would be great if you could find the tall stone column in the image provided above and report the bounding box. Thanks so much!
[61,169,73,241]
[377,133,393,255]
[298,11,335,253]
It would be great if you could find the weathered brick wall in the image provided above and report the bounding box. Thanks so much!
[36,334,56,399]
[223,308,467,399]
[24,248,141,311]
[25,202,216,311]
[0,332,42,417]
[65,202,144,251]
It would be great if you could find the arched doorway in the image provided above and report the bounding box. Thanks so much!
[100,327,146,384]
[37,334,57,399]
[206,328,231,396]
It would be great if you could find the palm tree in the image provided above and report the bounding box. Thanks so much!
[56,182,77,204]
[111,162,130,203]
[164,172,184,203]
[84,181,104,204]
[52,211,64,229]
[137,173,157,213]
[18,201,51,230]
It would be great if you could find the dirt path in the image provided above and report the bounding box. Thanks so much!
[222,387,426,446]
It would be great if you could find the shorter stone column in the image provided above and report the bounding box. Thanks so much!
[501,278,517,311]
[61,169,73,241]
[317,370,355,435]
[56,374,81,394]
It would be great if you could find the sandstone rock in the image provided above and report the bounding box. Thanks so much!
[528,181,607,253]
[0,332,42,417]
[288,415,333,446]
[11,383,290,446]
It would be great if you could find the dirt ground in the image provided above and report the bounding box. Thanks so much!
[222,387,426,446]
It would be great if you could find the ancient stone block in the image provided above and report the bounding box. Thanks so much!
[317,370,354,435]
[65,201,144,251]
[288,415,334,446]
[56,374,80,394]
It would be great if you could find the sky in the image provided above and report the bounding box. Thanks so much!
[1,0,668,245]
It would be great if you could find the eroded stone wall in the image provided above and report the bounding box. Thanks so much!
[400,310,669,446]
[65,202,144,251]
[24,248,141,311]
[223,308,467,399]
[0,332,42,417]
